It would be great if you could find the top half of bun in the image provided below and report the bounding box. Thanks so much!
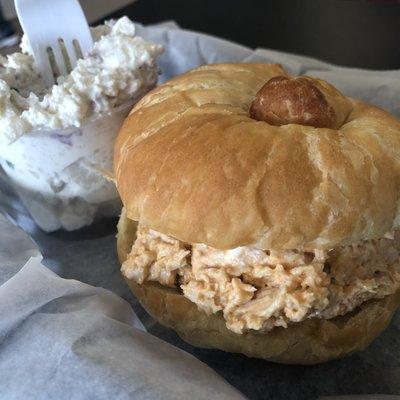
[114,63,400,251]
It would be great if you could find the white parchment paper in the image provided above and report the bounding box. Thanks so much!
[0,215,245,400]
[136,22,400,118]
[1,21,400,400]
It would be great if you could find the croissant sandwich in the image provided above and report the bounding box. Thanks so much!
[114,63,400,364]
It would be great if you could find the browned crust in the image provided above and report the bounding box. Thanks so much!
[249,75,350,129]
[114,63,400,251]
[117,210,400,365]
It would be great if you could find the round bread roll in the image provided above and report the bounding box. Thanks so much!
[114,63,400,364]
[117,209,400,365]
[115,63,400,251]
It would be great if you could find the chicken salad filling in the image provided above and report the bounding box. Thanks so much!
[122,225,400,334]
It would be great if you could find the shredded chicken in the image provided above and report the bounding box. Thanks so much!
[122,225,400,334]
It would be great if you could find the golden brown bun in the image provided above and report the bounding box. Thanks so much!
[114,63,400,251]
[117,210,400,365]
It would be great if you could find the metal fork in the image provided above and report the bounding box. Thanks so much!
[15,0,93,88]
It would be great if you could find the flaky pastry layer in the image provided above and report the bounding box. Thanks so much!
[115,63,400,251]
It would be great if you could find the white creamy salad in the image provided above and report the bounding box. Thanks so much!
[0,16,163,142]
[0,17,163,232]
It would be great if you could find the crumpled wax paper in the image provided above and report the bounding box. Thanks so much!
[0,215,245,400]
[0,213,40,286]
[137,22,400,118]
[1,21,400,400]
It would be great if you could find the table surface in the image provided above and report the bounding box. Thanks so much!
[107,0,400,70]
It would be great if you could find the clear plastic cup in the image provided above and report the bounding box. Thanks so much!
[0,101,134,232]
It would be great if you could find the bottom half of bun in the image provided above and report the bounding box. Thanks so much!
[117,211,400,365]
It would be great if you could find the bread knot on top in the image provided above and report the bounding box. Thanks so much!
[250,75,353,129]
